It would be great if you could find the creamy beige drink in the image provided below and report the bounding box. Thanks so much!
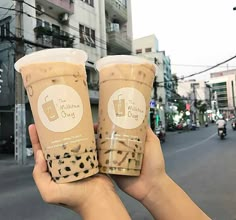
[96,56,155,176]
[15,49,98,183]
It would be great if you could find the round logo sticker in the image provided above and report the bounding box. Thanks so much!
[38,85,83,132]
[108,87,146,129]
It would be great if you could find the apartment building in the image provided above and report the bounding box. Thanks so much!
[0,0,132,161]
[133,34,173,130]
[209,69,236,117]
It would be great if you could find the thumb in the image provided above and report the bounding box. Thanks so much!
[33,150,53,190]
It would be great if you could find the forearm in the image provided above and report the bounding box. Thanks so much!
[75,189,131,220]
[142,174,211,220]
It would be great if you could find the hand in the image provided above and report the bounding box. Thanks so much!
[29,124,131,219]
[111,127,166,202]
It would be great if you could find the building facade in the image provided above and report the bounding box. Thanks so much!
[209,69,236,118]
[133,34,172,130]
[0,0,132,161]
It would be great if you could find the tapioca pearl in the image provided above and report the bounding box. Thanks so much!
[58,169,61,175]
[117,151,122,154]
[86,155,91,161]
[74,172,79,177]
[64,153,71,158]
[71,160,76,164]
[84,170,89,174]
[62,144,67,149]
[55,177,60,181]
[63,175,69,178]
[80,163,84,168]
[90,162,95,168]
[76,156,81,160]
[99,133,102,139]
[46,154,50,159]
[93,155,96,161]
[48,160,52,168]
[51,79,57,83]
[132,152,135,158]
[55,155,60,159]
[65,167,71,172]
[58,160,64,165]
[135,144,138,148]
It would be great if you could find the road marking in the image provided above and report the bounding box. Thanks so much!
[174,132,217,154]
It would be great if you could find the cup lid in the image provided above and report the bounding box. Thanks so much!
[95,55,156,71]
[15,48,88,72]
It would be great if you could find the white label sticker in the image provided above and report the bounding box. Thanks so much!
[108,87,146,129]
[38,85,83,132]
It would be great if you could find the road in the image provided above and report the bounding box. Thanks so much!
[0,124,236,219]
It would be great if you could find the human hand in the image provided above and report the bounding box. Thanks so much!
[111,127,166,202]
[29,124,131,219]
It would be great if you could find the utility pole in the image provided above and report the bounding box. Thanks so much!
[192,83,197,123]
[15,0,27,164]
[231,80,236,116]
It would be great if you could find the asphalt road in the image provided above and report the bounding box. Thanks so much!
[0,123,236,219]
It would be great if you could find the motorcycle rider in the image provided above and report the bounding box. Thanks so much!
[216,116,227,136]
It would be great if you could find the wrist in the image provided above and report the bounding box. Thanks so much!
[74,179,131,220]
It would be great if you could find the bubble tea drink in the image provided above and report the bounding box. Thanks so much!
[96,55,155,176]
[15,49,98,183]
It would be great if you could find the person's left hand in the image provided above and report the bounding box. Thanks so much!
[29,124,115,214]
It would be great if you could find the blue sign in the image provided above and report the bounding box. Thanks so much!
[150,100,156,108]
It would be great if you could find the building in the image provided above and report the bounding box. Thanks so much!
[0,0,132,162]
[178,80,212,123]
[133,34,173,130]
[209,69,236,118]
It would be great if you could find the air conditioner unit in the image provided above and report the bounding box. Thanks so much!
[59,13,69,24]
[36,4,45,16]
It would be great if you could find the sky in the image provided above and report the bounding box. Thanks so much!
[131,0,236,80]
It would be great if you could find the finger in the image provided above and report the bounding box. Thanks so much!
[33,150,56,203]
[28,124,41,160]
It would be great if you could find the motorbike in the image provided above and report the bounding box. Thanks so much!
[155,127,166,143]
[232,121,236,130]
[218,128,226,140]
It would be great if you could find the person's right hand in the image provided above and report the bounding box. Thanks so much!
[111,127,166,202]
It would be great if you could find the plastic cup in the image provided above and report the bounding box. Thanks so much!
[96,55,156,176]
[15,48,98,183]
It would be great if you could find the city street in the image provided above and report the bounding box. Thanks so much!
[0,124,236,220]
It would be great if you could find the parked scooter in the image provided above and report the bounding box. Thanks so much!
[155,127,166,143]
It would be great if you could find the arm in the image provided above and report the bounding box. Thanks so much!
[30,124,131,220]
[142,174,210,220]
[112,127,211,220]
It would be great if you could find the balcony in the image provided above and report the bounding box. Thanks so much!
[106,30,132,55]
[34,26,74,48]
[36,0,74,15]
[105,0,127,23]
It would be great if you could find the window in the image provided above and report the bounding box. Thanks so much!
[79,24,96,48]
[44,21,50,30]
[80,0,94,7]
[145,48,151,52]
[136,49,142,54]
[0,25,4,38]
[5,22,9,37]
[36,18,42,27]
[52,24,60,46]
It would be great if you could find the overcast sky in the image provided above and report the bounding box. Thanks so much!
[131,0,236,80]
